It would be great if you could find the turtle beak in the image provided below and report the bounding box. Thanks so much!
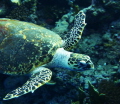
[87,60,94,70]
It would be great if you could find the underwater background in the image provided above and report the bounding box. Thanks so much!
[0,0,120,104]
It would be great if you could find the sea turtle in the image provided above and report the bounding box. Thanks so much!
[0,11,94,100]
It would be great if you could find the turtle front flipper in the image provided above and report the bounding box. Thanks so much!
[3,67,52,100]
[63,11,86,50]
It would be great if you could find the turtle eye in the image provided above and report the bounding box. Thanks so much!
[77,60,87,69]
[78,60,86,65]
[77,60,93,71]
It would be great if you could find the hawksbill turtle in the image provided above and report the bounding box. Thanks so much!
[0,11,94,100]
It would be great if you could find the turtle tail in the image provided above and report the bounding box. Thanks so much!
[63,11,86,50]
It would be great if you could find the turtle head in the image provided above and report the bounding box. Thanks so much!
[68,53,94,71]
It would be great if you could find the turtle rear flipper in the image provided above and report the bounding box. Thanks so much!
[3,67,52,100]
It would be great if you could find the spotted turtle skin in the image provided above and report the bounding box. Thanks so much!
[0,19,62,75]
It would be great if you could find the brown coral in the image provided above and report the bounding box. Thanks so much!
[6,5,31,21]
[98,80,120,104]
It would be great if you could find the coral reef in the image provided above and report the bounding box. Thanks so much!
[6,5,31,21]
[98,80,120,104]
[0,0,120,104]
[0,1,7,16]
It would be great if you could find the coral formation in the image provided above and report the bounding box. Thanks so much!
[6,5,31,21]
[99,80,120,104]
[11,0,21,5]
[0,0,120,104]
[0,2,7,16]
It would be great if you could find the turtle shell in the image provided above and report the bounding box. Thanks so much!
[0,19,63,75]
